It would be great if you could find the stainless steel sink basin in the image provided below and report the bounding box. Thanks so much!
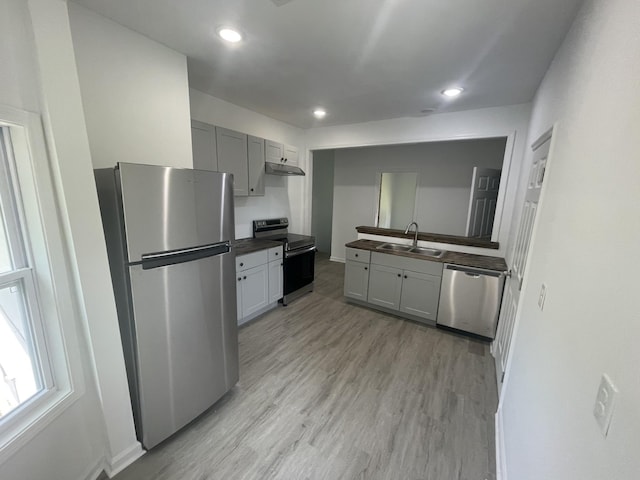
[409,246,444,258]
[376,243,414,252]
[376,243,444,258]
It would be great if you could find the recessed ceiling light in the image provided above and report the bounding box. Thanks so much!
[313,108,327,119]
[218,27,242,43]
[442,87,464,98]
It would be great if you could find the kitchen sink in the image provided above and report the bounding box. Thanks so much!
[409,246,444,258]
[376,243,414,252]
[376,243,444,258]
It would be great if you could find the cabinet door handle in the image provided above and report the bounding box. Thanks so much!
[275,252,279,256]
[237,277,241,282]
[243,276,247,280]
[404,275,408,279]
[250,188,254,192]
[280,157,284,162]
[397,273,401,277]
[355,253,358,257]
[364,267,368,270]
[240,262,244,267]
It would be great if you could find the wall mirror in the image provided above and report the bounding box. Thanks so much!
[376,172,418,230]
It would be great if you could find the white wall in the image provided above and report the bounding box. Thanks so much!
[190,89,306,238]
[310,150,335,253]
[329,139,506,261]
[305,103,531,260]
[499,1,640,479]
[0,1,140,479]
[68,3,192,170]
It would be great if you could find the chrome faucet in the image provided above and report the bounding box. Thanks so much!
[404,222,419,247]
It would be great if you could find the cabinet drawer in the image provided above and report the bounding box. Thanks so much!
[346,247,370,264]
[371,251,443,276]
[268,246,283,262]
[236,250,268,272]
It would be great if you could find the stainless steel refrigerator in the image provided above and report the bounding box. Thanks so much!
[94,162,239,449]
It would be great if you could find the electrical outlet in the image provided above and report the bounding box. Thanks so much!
[593,374,618,437]
[538,283,547,310]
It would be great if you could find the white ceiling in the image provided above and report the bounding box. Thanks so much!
[70,0,584,129]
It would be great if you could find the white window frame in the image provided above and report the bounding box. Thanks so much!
[0,105,86,463]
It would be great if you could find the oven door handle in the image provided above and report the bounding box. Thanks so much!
[285,245,316,258]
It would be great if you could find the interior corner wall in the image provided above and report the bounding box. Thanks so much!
[329,139,506,261]
[310,150,335,253]
[500,0,640,479]
[68,2,192,170]
[189,89,306,238]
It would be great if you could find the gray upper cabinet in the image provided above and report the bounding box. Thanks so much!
[191,120,217,171]
[216,127,248,197]
[266,140,298,166]
[283,144,299,166]
[247,135,265,196]
[265,139,283,164]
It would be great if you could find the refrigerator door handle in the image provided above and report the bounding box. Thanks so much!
[139,241,231,270]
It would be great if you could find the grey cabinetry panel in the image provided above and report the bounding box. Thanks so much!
[344,261,369,300]
[346,249,443,324]
[399,270,441,321]
[265,139,283,164]
[216,127,248,196]
[367,264,403,309]
[247,135,265,196]
[266,139,298,166]
[191,120,217,171]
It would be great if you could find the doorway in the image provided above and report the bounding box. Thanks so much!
[310,150,335,254]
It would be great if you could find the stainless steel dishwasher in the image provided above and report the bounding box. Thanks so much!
[437,264,506,339]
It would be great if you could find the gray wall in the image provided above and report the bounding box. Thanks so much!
[311,150,335,253]
[330,138,506,260]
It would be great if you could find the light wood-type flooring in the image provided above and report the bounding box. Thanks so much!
[113,254,498,480]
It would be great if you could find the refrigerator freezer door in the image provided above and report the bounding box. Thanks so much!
[118,163,235,263]
[128,251,238,449]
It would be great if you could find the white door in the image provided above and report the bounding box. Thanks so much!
[240,264,269,319]
[465,167,502,238]
[493,132,551,393]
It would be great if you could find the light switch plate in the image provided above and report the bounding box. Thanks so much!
[593,374,618,437]
[538,283,547,310]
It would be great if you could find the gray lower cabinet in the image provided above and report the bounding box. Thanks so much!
[268,259,283,303]
[238,264,268,319]
[367,264,403,309]
[399,270,441,321]
[237,247,282,325]
[344,247,443,323]
[344,261,370,300]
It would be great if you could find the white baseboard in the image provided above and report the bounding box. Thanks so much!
[495,408,508,480]
[104,441,145,478]
[329,256,345,263]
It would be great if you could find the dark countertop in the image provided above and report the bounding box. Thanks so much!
[234,237,283,256]
[346,239,508,272]
[355,226,499,249]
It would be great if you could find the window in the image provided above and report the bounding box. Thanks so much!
[0,128,53,421]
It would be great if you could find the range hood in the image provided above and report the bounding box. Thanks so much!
[265,162,306,176]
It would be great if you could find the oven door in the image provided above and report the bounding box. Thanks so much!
[284,245,315,295]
